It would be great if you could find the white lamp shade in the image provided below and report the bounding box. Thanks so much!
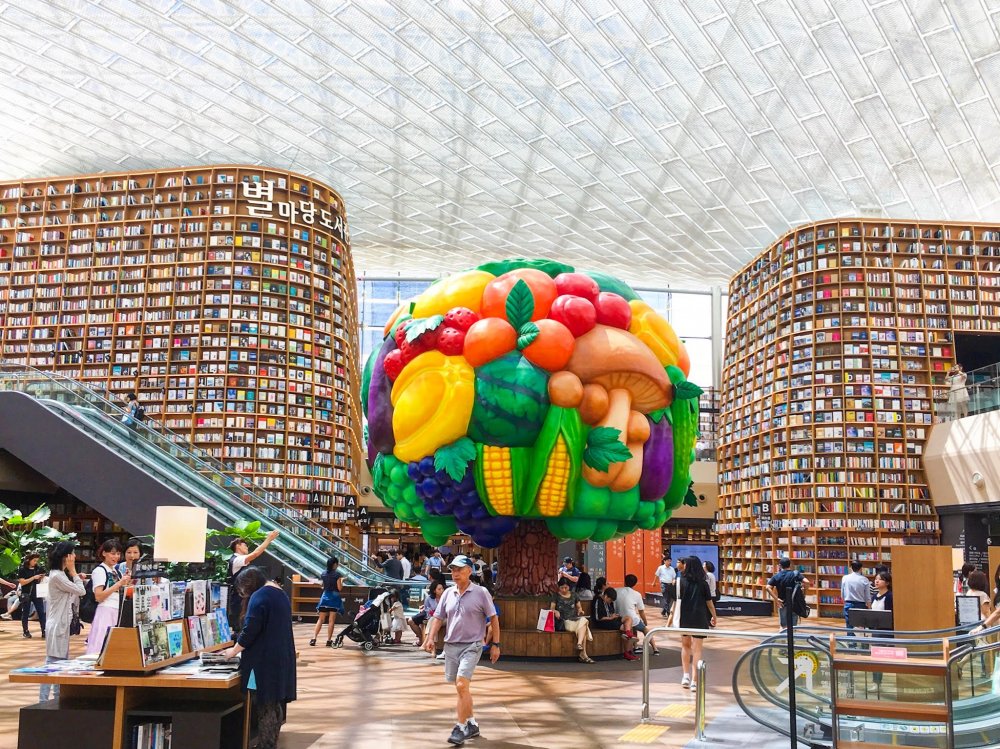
[153,506,208,563]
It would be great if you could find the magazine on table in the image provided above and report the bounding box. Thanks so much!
[165,621,185,658]
[169,581,187,620]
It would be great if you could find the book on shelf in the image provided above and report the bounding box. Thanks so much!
[165,621,185,658]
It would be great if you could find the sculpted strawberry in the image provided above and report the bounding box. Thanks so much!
[436,326,466,356]
[383,349,405,381]
[443,306,480,332]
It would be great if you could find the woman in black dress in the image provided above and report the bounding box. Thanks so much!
[224,568,296,749]
[667,556,717,691]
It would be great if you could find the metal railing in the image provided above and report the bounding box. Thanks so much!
[936,361,1000,420]
[640,620,1000,746]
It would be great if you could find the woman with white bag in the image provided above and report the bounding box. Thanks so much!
[550,578,595,663]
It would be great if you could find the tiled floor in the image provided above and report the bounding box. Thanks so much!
[0,614,808,748]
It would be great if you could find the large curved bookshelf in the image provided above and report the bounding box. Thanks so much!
[715,218,1000,614]
[0,165,361,535]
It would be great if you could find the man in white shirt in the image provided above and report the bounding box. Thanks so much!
[653,555,676,616]
[400,552,412,581]
[840,560,871,635]
[617,574,658,657]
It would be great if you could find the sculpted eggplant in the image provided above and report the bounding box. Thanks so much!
[367,335,397,454]
[639,414,673,501]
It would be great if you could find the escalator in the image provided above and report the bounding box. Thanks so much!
[733,626,1000,748]
[0,362,424,597]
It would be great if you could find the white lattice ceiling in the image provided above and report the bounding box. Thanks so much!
[2,1,1000,287]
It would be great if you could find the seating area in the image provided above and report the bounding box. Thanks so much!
[496,598,626,659]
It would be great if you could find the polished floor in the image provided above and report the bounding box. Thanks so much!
[0,613,805,748]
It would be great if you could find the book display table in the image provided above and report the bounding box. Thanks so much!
[10,669,248,749]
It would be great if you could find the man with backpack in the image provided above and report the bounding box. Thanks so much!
[122,392,147,441]
[766,558,811,631]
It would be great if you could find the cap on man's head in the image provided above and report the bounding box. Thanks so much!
[449,554,473,569]
[563,556,574,563]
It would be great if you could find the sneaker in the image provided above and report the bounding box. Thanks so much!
[22,632,31,639]
[464,722,480,739]
[436,652,446,660]
[448,725,466,745]
[681,674,691,689]
[623,651,638,661]
[689,681,697,691]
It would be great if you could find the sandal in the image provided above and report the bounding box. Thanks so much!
[579,655,595,664]
[575,643,584,651]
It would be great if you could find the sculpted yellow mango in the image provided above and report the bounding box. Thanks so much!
[390,350,475,462]
[627,299,690,376]
[409,269,495,318]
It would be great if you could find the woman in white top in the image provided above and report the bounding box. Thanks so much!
[43,541,86,701]
[947,364,969,419]
[85,539,131,655]
[968,571,993,621]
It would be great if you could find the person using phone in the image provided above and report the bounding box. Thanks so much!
[17,552,46,639]
[42,541,86,701]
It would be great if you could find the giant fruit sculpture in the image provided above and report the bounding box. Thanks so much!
[362,259,702,594]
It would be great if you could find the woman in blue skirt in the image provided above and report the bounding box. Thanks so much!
[310,557,344,647]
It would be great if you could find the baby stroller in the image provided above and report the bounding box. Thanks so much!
[332,587,395,651]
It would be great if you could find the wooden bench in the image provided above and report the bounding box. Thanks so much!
[495,597,626,659]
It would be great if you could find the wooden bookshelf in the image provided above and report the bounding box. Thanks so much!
[715,219,1000,614]
[0,166,362,537]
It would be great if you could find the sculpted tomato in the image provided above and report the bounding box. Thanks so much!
[548,295,597,337]
[594,292,632,329]
[553,272,600,304]
[481,268,558,321]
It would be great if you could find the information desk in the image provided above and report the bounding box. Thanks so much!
[9,670,248,749]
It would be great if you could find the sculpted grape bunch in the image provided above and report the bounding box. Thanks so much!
[362,259,702,548]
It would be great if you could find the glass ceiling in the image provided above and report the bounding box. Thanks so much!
[1,0,999,287]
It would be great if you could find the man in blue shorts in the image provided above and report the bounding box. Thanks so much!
[424,554,501,745]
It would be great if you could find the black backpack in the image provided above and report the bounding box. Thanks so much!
[787,581,811,619]
[78,578,98,623]
[133,405,147,422]
[79,566,119,624]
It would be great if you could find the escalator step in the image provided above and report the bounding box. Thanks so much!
[618,724,669,743]
[657,704,695,719]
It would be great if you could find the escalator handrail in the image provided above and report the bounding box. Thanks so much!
[0,362,386,578]
[14,391,429,591]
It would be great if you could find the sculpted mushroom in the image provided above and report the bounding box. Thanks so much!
[564,325,671,490]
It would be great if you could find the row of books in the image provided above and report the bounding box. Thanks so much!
[131,721,171,749]
[133,580,227,624]
[136,609,233,667]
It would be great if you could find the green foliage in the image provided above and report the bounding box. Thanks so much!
[583,270,640,301]
[468,353,550,447]
[476,258,574,278]
[434,437,477,482]
[583,427,632,472]
[675,381,704,400]
[516,321,539,350]
[405,314,445,343]
[648,407,667,424]
[505,279,535,330]
[683,484,698,508]
[371,453,386,493]
[0,503,75,576]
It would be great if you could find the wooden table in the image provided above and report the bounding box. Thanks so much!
[10,670,248,749]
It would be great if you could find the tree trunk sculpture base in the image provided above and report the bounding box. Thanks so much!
[496,519,559,597]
